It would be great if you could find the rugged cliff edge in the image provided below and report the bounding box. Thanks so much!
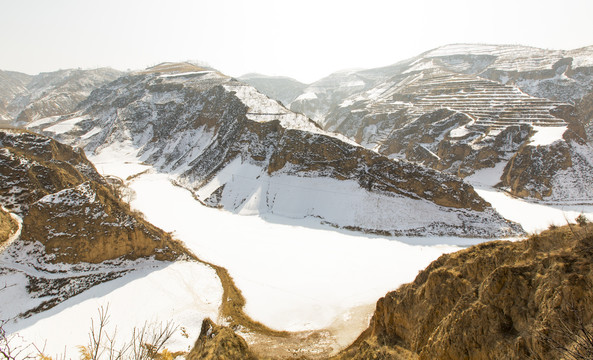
[336,222,593,359]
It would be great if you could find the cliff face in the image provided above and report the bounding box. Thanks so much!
[339,223,593,360]
[32,64,522,238]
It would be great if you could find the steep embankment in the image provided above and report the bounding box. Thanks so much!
[336,222,593,360]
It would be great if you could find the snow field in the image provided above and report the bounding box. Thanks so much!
[4,261,222,357]
[466,163,593,233]
[130,171,460,331]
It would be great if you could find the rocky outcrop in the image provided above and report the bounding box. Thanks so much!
[0,206,18,246]
[21,181,183,263]
[339,223,593,360]
[0,129,183,263]
[187,318,258,360]
[36,64,522,237]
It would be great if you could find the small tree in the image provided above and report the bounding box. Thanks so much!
[576,214,589,227]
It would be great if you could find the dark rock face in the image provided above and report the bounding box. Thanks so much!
[340,224,593,360]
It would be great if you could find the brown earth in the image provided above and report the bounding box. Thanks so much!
[336,223,593,360]
[0,128,184,263]
[0,206,17,246]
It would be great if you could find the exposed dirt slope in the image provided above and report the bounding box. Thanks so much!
[336,223,593,360]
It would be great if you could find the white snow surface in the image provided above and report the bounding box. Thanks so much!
[529,125,567,146]
[130,170,459,331]
[43,116,89,134]
[223,83,320,132]
[84,145,465,334]
[4,261,222,358]
[467,163,593,233]
[24,116,61,129]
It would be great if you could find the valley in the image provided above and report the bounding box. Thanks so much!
[1,43,593,359]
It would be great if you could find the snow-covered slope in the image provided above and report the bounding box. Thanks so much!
[281,44,593,203]
[34,63,522,238]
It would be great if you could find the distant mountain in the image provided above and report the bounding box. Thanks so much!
[0,128,185,319]
[0,70,32,122]
[238,73,307,106]
[271,44,593,202]
[1,68,122,125]
[30,62,521,238]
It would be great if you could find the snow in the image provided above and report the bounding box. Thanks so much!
[294,92,318,101]
[90,142,151,180]
[43,116,89,134]
[159,71,213,78]
[467,162,593,233]
[529,125,567,146]
[25,116,61,129]
[129,170,459,332]
[80,126,102,140]
[449,124,471,138]
[5,261,222,358]
[340,99,355,108]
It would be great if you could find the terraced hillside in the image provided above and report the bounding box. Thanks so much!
[284,44,593,202]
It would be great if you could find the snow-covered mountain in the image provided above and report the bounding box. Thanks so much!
[238,73,308,107]
[1,68,122,126]
[279,44,593,202]
[29,62,521,238]
[0,129,186,320]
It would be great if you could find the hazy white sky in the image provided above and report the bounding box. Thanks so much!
[1,0,592,83]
